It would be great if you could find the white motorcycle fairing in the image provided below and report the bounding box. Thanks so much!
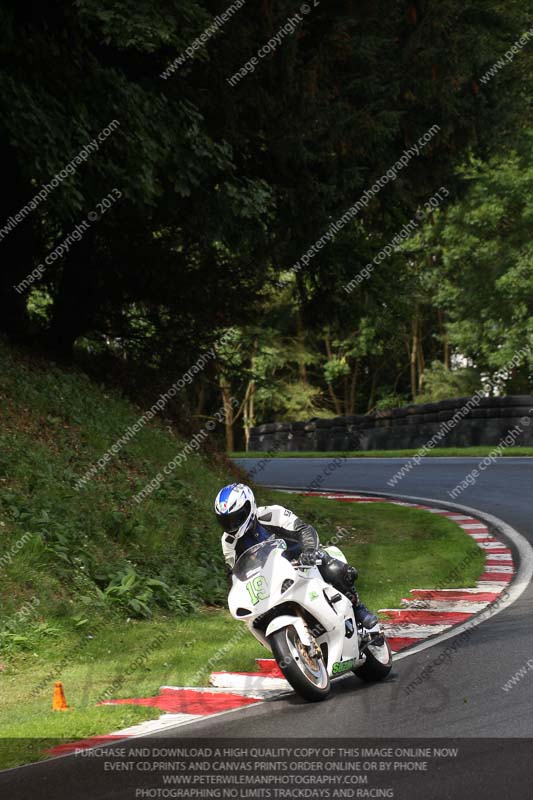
[228,538,364,677]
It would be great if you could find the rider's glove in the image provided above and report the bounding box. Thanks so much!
[299,549,318,567]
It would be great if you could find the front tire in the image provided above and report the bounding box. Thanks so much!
[269,625,330,702]
[354,636,393,682]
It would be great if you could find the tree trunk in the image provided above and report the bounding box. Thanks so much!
[343,375,349,414]
[219,376,235,452]
[367,367,380,412]
[296,306,308,383]
[410,316,419,400]
[438,309,451,369]
[195,382,206,416]
[326,383,341,416]
[444,332,451,370]
[416,327,425,391]
[243,341,258,451]
[348,361,359,414]
[324,331,342,415]
[243,380,255,452]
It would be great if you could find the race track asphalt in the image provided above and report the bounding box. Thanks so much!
[2,457,532,799]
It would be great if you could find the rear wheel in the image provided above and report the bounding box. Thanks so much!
[354,635,393,682]
[269,625,330,701]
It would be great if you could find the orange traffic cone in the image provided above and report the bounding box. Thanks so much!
[52,681,70,711]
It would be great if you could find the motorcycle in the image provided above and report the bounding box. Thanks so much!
[228,537,392,701]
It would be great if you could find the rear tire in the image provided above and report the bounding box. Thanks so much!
[269,625,330,702]
[354,637,393,682]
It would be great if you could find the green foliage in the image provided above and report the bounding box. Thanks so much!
[417,361,482,402]
[271,381,332,422]
[374,393,410,411]
[0,623,61,655]
[0,1,531,437]
[0,339,230,633]
[410,132,533,389]
[97,566,195,618]
[0,0,274,355]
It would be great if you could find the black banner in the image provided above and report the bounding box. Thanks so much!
[0,738,531,800]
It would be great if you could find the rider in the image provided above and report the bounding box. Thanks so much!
[214,482,379,629]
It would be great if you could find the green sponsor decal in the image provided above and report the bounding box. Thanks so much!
[332,658,355,675]
[309,591,319,601]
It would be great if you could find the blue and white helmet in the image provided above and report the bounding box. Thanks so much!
[214,483,256,541]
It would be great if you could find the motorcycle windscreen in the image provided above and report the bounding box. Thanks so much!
[232,539,286,581]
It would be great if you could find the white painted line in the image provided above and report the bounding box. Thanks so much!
[379,607,470,616]
[160,685,279,699]
[480,565,515,573]
[409,586,498,594]
[399,600,488,613]
[209,673,291,691]
[109,713,203,736]
[382,623,450,637]
[460,523,490,530]
[476,581,510,589]
[479,541,511,549]
[484,553,513,561]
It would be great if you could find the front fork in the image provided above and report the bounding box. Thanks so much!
[359,624,386,650]
[297,609,323,660]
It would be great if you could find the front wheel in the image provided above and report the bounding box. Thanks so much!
[269,625,330,702]
[354,636,393,682]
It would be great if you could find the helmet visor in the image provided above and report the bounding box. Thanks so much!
[216,500,251,534]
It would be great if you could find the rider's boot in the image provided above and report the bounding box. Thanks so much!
[352,596,379,629]
[343,569,379,629]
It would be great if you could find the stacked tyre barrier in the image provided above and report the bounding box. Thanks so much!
[249,395,533,452]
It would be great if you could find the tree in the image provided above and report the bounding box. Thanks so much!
[413,134,533,388]
[0,0,272,353]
